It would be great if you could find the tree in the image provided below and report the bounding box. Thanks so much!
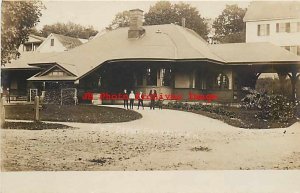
[172,2,209,39]
[29,27,43,37]
[144,1,177,26]
[1,0,44,65]
[108,1,209,39]
[41,22,98,39]
[107,10,130,30]
[145,1,209,39]
[213,4,246,43]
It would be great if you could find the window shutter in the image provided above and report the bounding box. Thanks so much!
[267,24,270,35]
[286,23,290,33]
[257,25,261,36]
[276,23,279,32]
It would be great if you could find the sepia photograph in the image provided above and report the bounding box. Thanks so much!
[0,0,300,192]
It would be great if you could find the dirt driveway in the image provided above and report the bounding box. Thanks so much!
[1,106,300,171]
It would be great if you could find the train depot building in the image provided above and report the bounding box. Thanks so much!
[2,9,300,104]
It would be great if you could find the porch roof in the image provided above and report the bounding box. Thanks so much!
[27,75,77,81]
[2,52,59,70]
[209,42,300,64]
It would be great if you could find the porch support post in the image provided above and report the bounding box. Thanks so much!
[159,68,163,87]
[277,72,288,95]
[287,71,300,100]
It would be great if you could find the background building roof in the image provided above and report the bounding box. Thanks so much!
[24,34,46,44]
[209,42,300,64]
[52,33,84,50]
[243,1,300,22]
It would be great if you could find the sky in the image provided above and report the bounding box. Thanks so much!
[37,0,250,31]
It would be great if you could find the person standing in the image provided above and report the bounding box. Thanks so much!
[0,86,3,99]
[137,91,144,110]
[158,92,164,110]
[149,88,157,110]
[6,88,10,103]
[129,90,135,110]
[123,89,129,109]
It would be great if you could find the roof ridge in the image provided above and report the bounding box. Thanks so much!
[174,25,225,61]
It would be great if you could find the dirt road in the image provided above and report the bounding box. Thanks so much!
[1,107,300,171]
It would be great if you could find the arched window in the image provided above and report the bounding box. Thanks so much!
[216,73,229,89]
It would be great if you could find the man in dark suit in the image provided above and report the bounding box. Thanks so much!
[123,89,129,109]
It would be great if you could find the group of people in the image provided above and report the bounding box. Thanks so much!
[123,88,163,110]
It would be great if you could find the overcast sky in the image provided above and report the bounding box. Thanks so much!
[37,0,250,31]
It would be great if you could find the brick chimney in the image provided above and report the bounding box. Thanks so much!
[128,9,145,39]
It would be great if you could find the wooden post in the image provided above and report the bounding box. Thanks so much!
[277,72,287,95]
[0,97,5,128]
[34,96,40,122]
[287,72,300,101]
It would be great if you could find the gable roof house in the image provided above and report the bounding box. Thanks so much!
[1,33,87,101]
[2,9,300,103]
[18,34,46,53]
[36,33,84,53]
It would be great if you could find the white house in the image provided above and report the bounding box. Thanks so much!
[244,1,300,56]
[37,33,85,53]
[18,34,45,53]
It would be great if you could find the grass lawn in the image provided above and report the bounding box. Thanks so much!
[2,121,73,130]
[4,104,142,123]
[165,105,300,129]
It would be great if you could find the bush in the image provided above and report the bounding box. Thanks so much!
[165,102,236,118]
[241,87,299,122]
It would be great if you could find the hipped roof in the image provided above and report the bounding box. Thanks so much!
[8,24,300,80]
[29,24,225,78]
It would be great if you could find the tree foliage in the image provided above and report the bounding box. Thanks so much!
[107,10,130,30]
[145,2,209,39]
[144,1,176,26]
[1,0,44,65]
[40,22,98,39]
[213,4,246,43]
[108,1,209,39]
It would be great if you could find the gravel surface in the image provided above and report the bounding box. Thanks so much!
[1,106,300,171]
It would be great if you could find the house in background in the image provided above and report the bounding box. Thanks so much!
[18,34,45,53]
[244,1,300,56]
[36,33,85,53]
[2,33,87,101]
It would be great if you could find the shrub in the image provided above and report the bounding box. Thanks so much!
[166,101,237,118]
[241,87,299,122]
